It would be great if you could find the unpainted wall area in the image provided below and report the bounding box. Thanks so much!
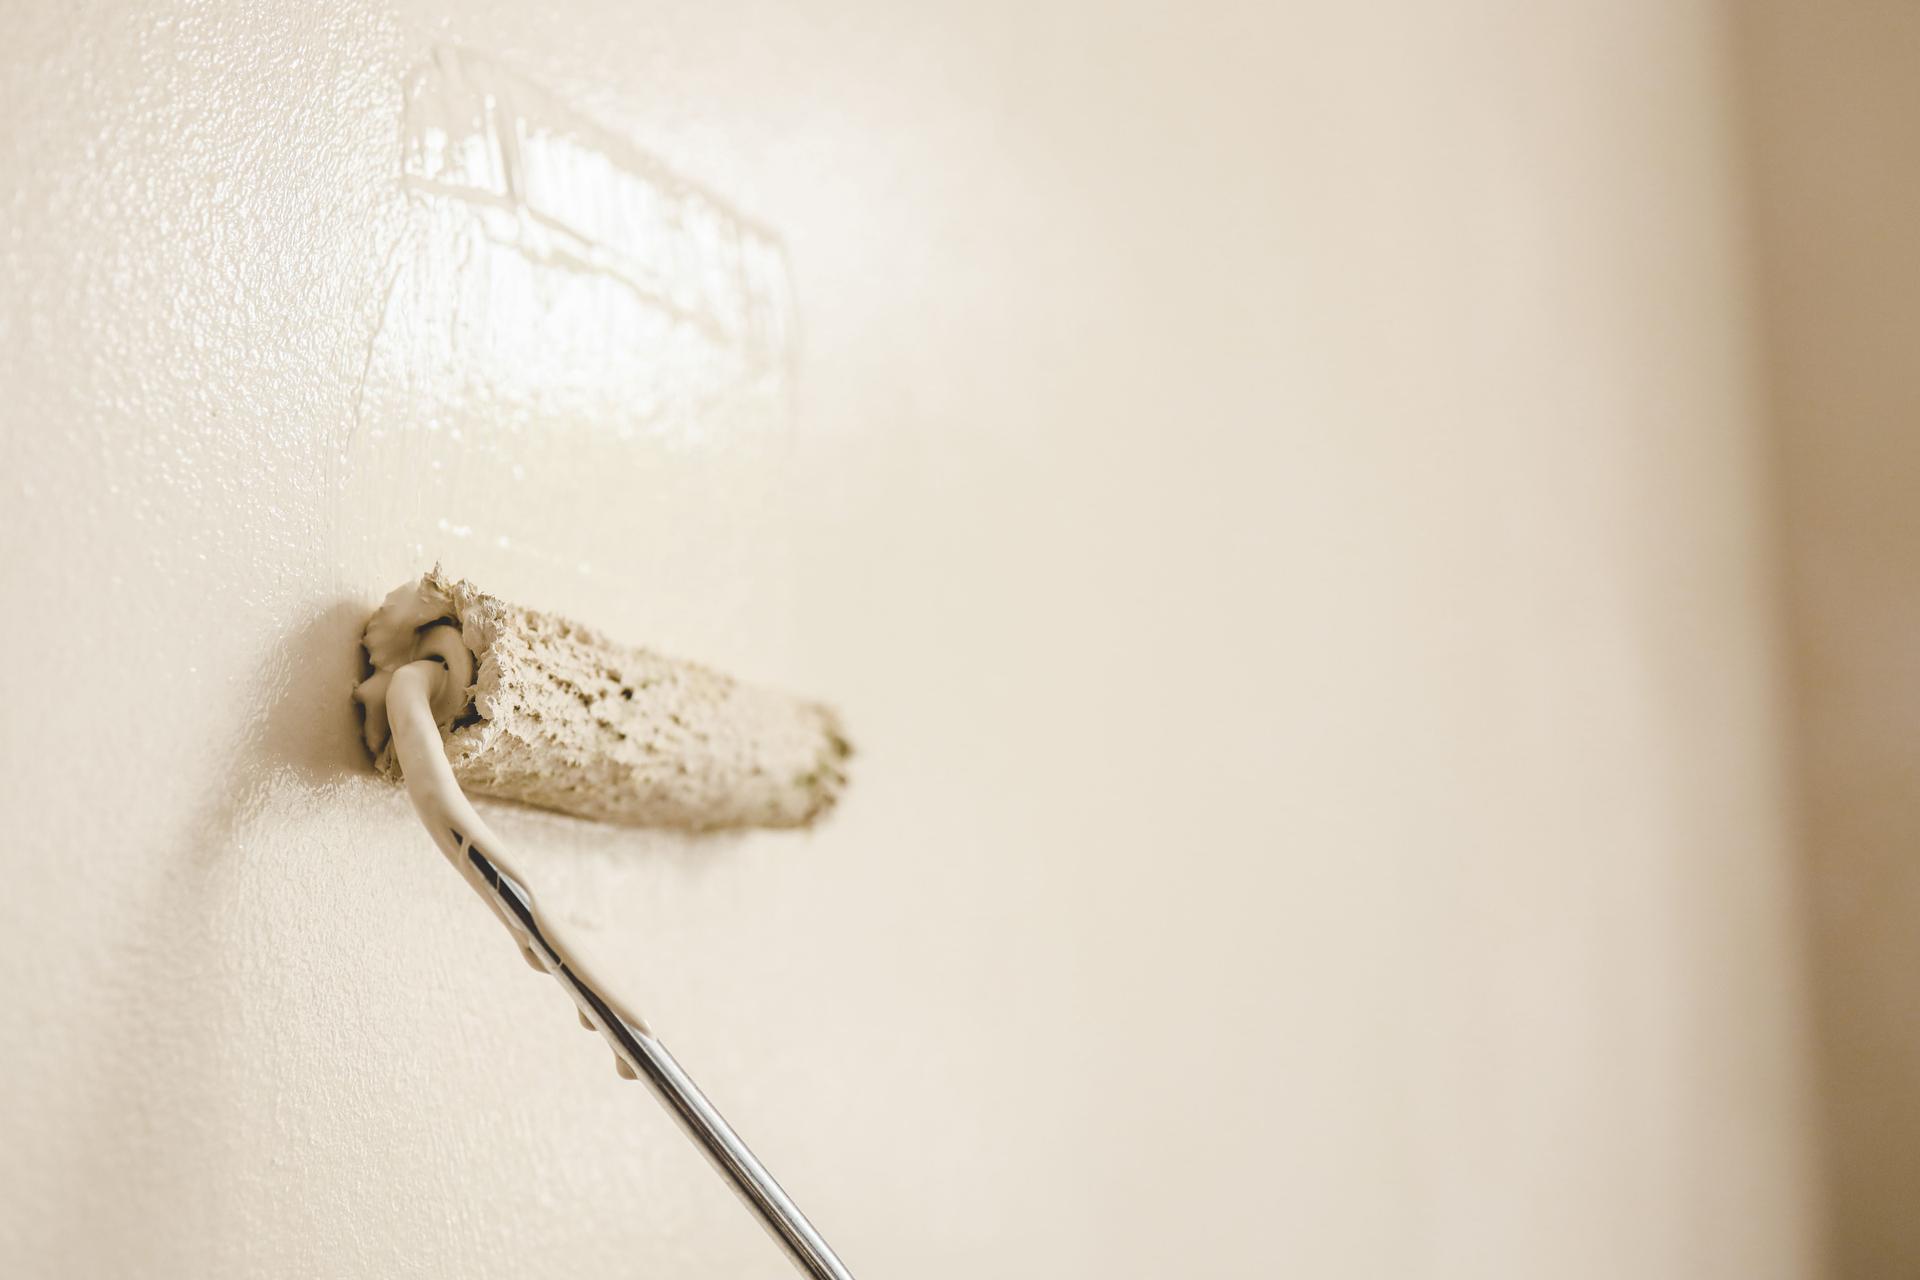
[1737,3,1920,1275]
[0,2,1819,1276]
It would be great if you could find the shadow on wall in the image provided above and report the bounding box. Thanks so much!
[1733,1,1920,1274]
[251,598,377,792]
[34,595,377,1273]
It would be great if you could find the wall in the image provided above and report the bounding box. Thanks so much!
[0,2,1822,1276]
[1738,4,1920,1274]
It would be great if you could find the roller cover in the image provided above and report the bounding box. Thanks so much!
[354,571,850,829]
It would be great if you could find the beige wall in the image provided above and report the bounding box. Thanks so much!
[1738,4,1920,1275]
[0,2,1823,1276]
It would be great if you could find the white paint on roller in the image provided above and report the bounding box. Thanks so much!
[356,571,850,829]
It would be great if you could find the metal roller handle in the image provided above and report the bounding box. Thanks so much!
[386,656,857,1280]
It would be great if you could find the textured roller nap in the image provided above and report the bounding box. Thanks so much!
[355,572,849,829]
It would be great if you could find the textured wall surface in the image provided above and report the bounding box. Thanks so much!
[0,2,1821,1276]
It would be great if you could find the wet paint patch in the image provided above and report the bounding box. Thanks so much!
[337,45,799,657]
[400,44,793,376]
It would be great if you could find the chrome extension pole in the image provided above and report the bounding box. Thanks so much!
[466,845,857,1280]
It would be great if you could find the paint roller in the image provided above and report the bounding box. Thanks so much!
[354,570,858,1280]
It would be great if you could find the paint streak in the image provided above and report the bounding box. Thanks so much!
[338,45,800,643]
[401,44,793,373]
